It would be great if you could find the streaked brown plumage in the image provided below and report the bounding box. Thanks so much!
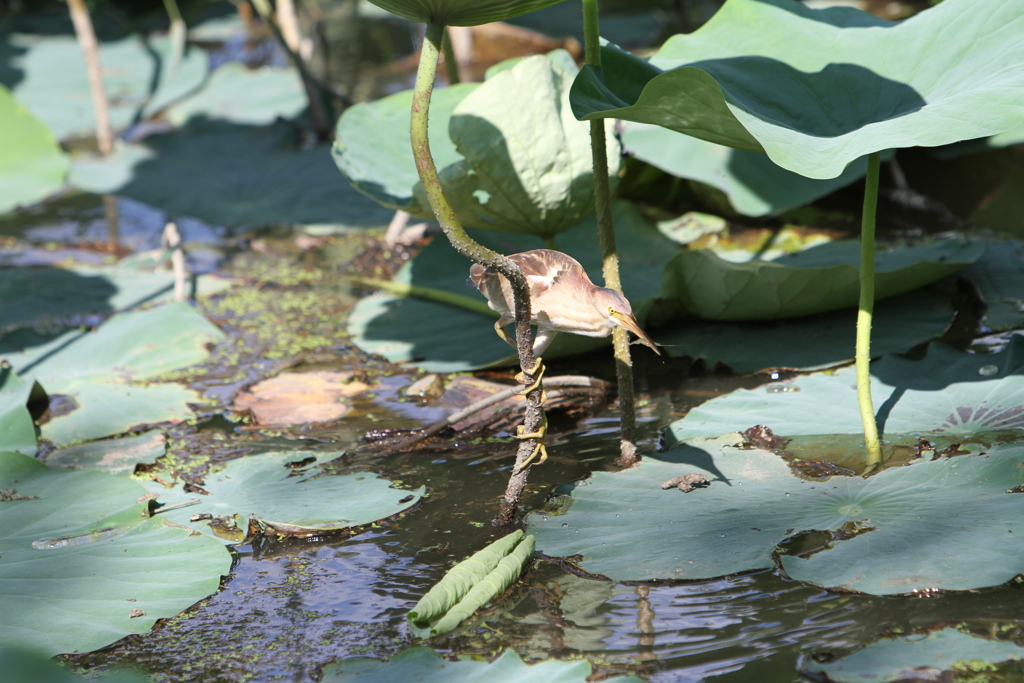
[468,249,660,356]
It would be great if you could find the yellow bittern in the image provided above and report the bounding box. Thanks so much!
[468,249,660,357]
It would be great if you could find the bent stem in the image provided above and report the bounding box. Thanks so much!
[67,0,113,156]
[583,0,638,467]
[413,23,545,526]
[857,151,883,470]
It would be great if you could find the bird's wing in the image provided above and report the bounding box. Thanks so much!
[510,250,586,298]
[468,262,488,290]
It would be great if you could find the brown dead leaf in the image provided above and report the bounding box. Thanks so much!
[233,371,368,426]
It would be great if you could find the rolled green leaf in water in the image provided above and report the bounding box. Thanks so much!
[408,530,534,637]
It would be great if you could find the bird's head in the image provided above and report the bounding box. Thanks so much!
[593,288,661,355]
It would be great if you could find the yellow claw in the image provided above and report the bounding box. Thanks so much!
[494,319,517,349]
[513,413,549,472]
[514,357,546,397]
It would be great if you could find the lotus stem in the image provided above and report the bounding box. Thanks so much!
[161,0,187,69]
[583,0,638,467]
[67,0,113,156]
[857,151,882,469]
[441,28,460,84]
[413,22,545,526]
[346,276,498,317]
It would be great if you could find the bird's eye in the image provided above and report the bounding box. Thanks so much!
[608,307,616,315]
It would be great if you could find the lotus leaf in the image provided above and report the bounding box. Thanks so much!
[348,201,677,371]
[412,53,619,239]
[656,287,954,373]
[804,629,1024,683]
[0,369,42,455]
[957,239,1024,332]
[0,33,207,140]
[321,647,642,682]
[0,84,67,214]
[670,335,1024,443]
[140,451,425,544]
[69,119,394,227]
[333,83,478,214]
[166,63,307,126]
[570,0,1024,179]
[620,122,875,217]
[45,429,166,475]
[3,303,224,446]
[364,0,567,27]
[0,453,231,656]
[529,435,1024,593]
[662,239,982,320]
[0,646,144,683]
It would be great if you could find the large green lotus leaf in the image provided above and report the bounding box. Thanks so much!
[166,63,306,126]
[322,647,642,682]
[934,121,1024,159]
[69,119,394,227]
[528,435,1024,593]
[662,239,982,320]
[0,84,67,213]
[333,83,478,215]
[139,451,425,544]
[0,645,144,683]
[657,287,954,373]
[0,453,231,656]
[364,0,568,27]
[957,239,1024,332]
[0,263,232,335]
[4,303,224,446]
[45,429,165,476]
[669,335,1024,444]
[620,122,872,217]
[0,369,41,456]
[413,54,619,239]
[348,201,677,371]
[0,34,207,140]
[571,0,1024,179]
[804,629,1024,683]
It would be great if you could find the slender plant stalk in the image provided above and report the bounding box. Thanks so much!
[582,0,638,467]
[857,151,883,469]
[441,28,460,84]
[413,23,545,526]
[67,0,113,156]
[161,0,187,68]
[347,276,499,317]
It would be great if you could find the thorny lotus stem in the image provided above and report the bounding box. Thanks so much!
[857,151,883,469]
[414,22,545,526]
[583,0,638,467]
[67,0,113,156]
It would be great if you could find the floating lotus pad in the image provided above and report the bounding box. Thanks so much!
[322,647,643,682]
[44,430,166,475]
[0,84,67,214]
[140,451,425,544]
[0,33,207,140]
[348,201,677,371]
[0,452,231,656]
[669,335,1024,443]
[166,63,307,126]
[529,435,1024,593]
[4,303,224,446]
[956,239,1024,332]
[0,370,42,456]
[662,239,982,321]
[570,0,1024,179]
[70,119,394,228]
[620,122,876,217]
[804,629,1024,683]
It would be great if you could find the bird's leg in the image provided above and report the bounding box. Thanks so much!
[532,328,558,357]
[514,354,546,398]
[493,314,516,349]
[513,411,548,471]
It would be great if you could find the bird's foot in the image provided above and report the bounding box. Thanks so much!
[513,413,549,472]
[494,318,517,349]
[514,357,546,398]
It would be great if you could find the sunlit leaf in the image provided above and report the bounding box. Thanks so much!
[662,239,982,320]
[529,435,1024,594]
[0,453,231,656]
[166,63,306,126]
[0,84,67,213]
[0,369,42,456]
[570,0,1024,179]
[4,303,224,446]
[140,451,425,544]
[44,430,166,476]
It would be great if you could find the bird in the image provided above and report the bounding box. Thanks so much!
[468,249,660,358]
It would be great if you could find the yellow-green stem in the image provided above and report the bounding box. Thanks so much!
[348,276,498,317]
[857,151,883,468]
[413,23,544,526]
[441,28,460,84]
[583,0,637,466]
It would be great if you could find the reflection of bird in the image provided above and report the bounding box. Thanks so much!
[468,249,660,357]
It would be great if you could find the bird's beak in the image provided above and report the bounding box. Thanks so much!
[609,309,661,355]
